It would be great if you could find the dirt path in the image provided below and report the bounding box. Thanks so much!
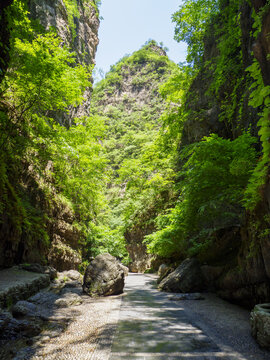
[110,274,270,360]
[9,273,270,360]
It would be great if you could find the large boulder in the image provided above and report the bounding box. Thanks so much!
[158,258,205,293]
[83,254,125,296]
[251,303,270,349]
[157,264,173,284]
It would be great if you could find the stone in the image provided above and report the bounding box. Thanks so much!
[48,238,82,272]
[28,291,58,306]
[54,293,82,307]
[83,253,125,296]
[15,319,42,337]
[0,309,12,335]
[19,263,57,280]
[61,269,82,281]
[0,268,50,308]
[12,301,38,318]
[0,313,42,340]
[158,258,205,293]
[119,263,129,277]
[251,303,270,349]
[201,265,224,288]
[157,264,173,284]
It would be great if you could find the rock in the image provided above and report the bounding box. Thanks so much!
[28,291,58,306]
[170,293,205,301]
[83,253,125,296]
[48,238,82,271]
[201,265,224,288]
[0,309,12,335]
[0,314,42,340]
[19,264,57,280]
[119,263,129,276]
[44,266,58,280]
[61,270,82,281]
[50,269,82,292]
[157,264,173,284]
[251,303,270,349]
[126,233,155,273]
[54,293,82,307]
[158,258,205,293]
[0,268,50,308]
[15,319,42,337]
[12,301,38,318]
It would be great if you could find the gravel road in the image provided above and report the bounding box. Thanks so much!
[10,273,270,360]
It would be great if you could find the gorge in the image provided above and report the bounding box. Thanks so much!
[0,0,270,333]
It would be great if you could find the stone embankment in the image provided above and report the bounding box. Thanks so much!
[0,255,127,360]
[0,266,92,359]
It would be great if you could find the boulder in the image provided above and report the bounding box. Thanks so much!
[157,264,173,284]
[54,293,82,308]
[158,258,205,293]
[83,253,125,296]
[251,303,270,349]
[12,301,38,318]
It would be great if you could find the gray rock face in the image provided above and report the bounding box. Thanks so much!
[83,254,125,296]
[251,303,270,348]
[158,258,205,293]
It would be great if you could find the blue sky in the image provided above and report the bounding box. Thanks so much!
[94,0,187,81]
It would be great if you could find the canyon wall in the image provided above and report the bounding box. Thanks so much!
[0,0,100,269]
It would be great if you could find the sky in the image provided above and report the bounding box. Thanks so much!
[94,0,187,81]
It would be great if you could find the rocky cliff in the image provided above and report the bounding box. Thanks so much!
[28,0,99,124]
[175,0,270,308]
[0,0,100,270]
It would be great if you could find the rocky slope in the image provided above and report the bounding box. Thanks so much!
[91,41,178,272]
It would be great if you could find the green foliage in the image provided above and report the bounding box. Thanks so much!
[62,0,80,40]
[91,41,178,260]
[145,133,257,257]
[0,0,105,256]
[172,0,218,65]
[244,60,270,209]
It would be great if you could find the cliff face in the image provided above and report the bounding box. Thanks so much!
[181,2,258,147]
[0,0,100,269]
[28,0,99,124]
[178,0,270,308]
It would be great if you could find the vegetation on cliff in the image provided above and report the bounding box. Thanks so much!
[89,41,179,265]
[144,0,270,262]
[90,0,270,271]
[0,0,103,267]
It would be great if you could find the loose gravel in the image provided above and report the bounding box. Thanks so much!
[8,273,270,360]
